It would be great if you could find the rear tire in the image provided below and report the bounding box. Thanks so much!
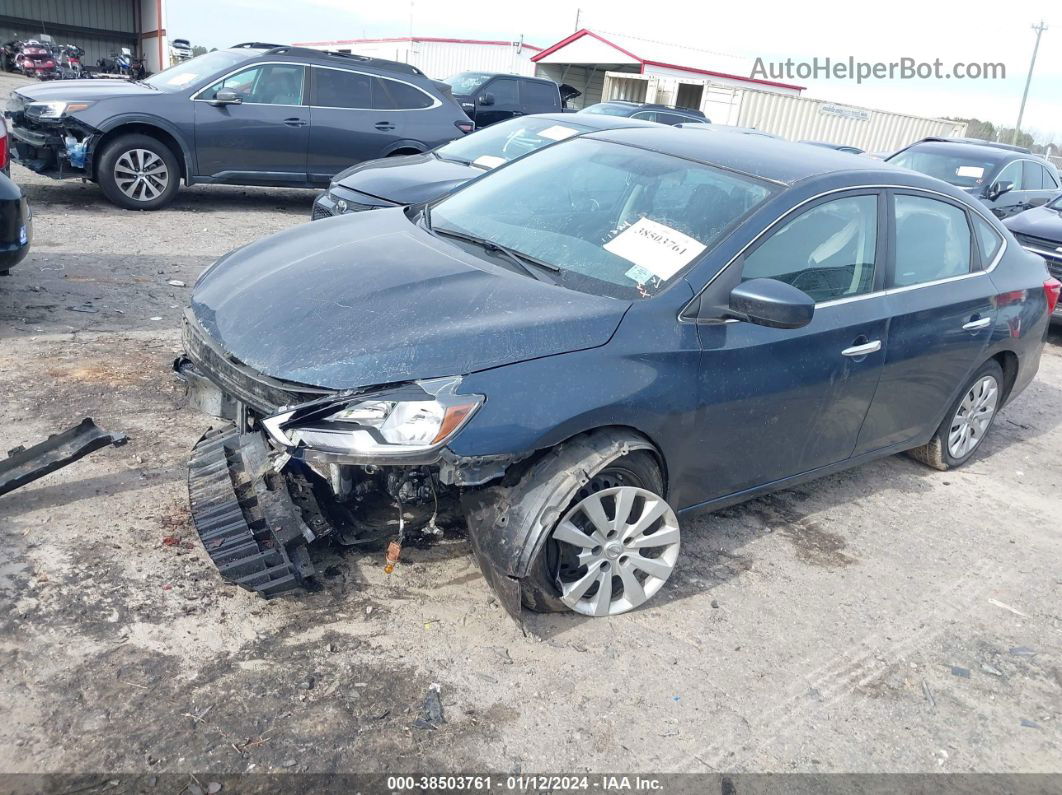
[96,134,180,210]
[908,360,1004,471]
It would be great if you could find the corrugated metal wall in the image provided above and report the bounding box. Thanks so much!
[599,71,967,151]
[1,0,138,68]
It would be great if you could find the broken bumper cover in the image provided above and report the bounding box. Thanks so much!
[187,425,317,597]
[0,418,126,497]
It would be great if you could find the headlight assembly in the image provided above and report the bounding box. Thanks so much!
[262,376,482,460]
[29,100,93,119]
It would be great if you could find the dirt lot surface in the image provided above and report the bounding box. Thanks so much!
[1,72,1060,776]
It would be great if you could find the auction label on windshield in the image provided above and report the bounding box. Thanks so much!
[473,155,507,169]
[537,124,579,141]
[604,217,706,281]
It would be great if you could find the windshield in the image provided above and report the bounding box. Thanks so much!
[430,138,776,299]
[443,72,492,96]
[436,117,594,169]
[145,49,254,91]
[888,148,1000,188]
[1048,193,1062,210]
[580,104,630,117]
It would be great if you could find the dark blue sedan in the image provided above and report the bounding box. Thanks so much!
[178,128,1060,618]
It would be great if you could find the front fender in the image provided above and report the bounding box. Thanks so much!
[89,113,194,177]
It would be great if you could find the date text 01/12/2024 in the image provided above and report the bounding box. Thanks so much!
[385,775,665,791]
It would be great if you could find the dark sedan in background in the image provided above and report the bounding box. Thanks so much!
[0,117,31,275]
[312,112,656,219]
[178,128,1058,618]
[1005,193,1062,323]
[887,137,1060,219]
[5,44,472,210]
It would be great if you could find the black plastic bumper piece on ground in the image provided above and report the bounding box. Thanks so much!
[0,417,127,497]
[187,425,315,598]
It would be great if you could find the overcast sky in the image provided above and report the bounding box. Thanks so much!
[169,0,1062,141]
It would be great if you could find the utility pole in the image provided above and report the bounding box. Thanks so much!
[575,8,582,31]
[1012,20,1047,145]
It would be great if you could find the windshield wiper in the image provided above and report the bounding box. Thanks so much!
[434,152,471,166]
[431,226,560,283]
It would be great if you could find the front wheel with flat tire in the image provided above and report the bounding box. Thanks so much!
[908,360,1003,471]
[522,450,680,616]
[96,134,180,210]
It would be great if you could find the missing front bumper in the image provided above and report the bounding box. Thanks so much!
[187,425,316,597]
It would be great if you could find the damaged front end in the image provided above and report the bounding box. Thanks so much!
[6,94,95,177]
[177,312,526,607]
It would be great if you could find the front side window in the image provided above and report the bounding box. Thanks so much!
[994,160,1023,191]
[312,67,370,108]
[580,104,629,117]
[1043,166,1059,189]
[631,111,658,122]
[484,78,518,106]
[741,195,878,303]
[204,64,305,105]
[429,138,775,299]
[892,194,972,287]
[373,77,434,110]
[435,116,591,168]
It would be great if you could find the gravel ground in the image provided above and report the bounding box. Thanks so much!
[1,71,1060,775]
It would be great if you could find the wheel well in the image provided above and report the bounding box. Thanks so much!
[992,350,1020,404]
[387,147,422,156]
[93,124,187,181]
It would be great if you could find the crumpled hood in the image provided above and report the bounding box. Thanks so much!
[333,153,479,205]
[191,208,629,389]
[1003,203,1062,242]
[15,79,160,103]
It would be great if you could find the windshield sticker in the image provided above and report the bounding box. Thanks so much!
[472,154,507,169]
[537,125,579,142]
[956,165,985,179]
[604,217,707,281]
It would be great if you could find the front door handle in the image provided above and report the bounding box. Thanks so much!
[374,121,395,130]
[962,317,992,331]
[841,340,882,357]
[283,117,307,127]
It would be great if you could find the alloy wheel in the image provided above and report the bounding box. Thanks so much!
[551,485,680,616]
[948,374,999,459]
[113,148,169,202]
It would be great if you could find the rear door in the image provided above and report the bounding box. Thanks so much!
[475,77,520,127]
[854,190,997,454]
[691,191,890,499]
[192,62,309,182]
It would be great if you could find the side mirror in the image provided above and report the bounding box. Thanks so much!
[987,180,1013,201]
[211,88,242,106]
[477,92,495,106]
[727,278,815,329]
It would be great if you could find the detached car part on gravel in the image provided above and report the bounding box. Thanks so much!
[178,127,1056,620]
[0,418,127,497]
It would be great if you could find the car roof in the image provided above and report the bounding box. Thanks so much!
[584,126,908,186]
[240,45,426,77]
[525,112,658,131]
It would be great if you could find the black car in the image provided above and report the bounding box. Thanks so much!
[312,112,656,219]
[0,169,32,276]
[580,101,708,126]
[801,140,865,155]
[5,44,473,210]
[1004,194,1062,323]
[178,127,1057,617]
[887,138,1060,219]
[443,72,580,128]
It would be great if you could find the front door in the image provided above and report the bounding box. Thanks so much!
[193,63,309,182]
[855,191,996,453]
[689,192,889,502]
[475,77,520,128]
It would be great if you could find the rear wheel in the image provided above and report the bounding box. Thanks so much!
[96,134,180,210]
[522,451,680,616]
[908,360,1003,471]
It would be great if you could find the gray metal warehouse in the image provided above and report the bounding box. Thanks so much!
[1,0,169,74]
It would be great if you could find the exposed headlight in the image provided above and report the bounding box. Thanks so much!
[29,100,94,119]
[262,376,482,459]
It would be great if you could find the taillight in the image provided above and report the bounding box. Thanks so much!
[43,60,55,67]
[0,120,7,171]
[454,121,474,134]
[1044,278,1061,315]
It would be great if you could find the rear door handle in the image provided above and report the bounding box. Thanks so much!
[962,317,992,331]
[283,117,307,127]
[374,121,395,130]
[841,340,882,357]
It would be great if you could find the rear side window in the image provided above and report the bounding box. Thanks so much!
[312,67,370,108]
[1022,161,1045,190]
[373,77,434,110]
[972,214,1003,265]
[631,111,657,122]
[741,194,878,303]
[892,195,972,287]
[520,81,557,109]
